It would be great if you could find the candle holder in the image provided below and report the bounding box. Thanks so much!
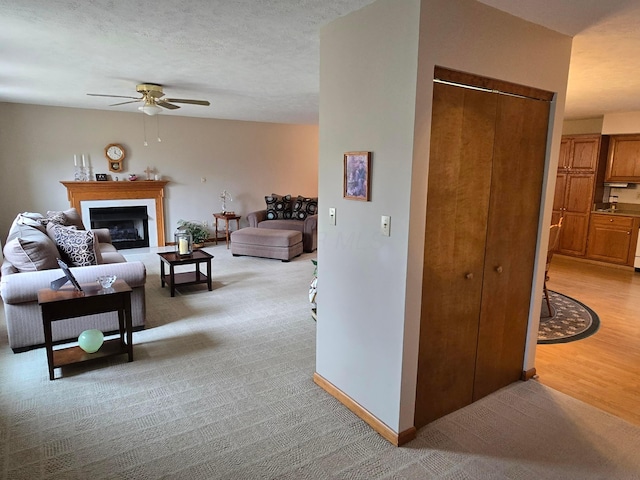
[174,231,193,257]
[74,166,91,181]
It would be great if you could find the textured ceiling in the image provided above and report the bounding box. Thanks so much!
[1,0,640,123]
[479,0,640,120]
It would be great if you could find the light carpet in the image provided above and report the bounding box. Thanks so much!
[1,245,640,479]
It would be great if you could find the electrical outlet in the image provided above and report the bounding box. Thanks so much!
[381,215,391,236]
[202,220,208,227]
[329,207,336,226]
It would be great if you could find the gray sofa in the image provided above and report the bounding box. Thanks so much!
[1,209,146,352]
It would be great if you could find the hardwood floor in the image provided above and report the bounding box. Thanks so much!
[535,254,640,426]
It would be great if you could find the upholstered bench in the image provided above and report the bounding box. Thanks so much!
[230,227,303,261]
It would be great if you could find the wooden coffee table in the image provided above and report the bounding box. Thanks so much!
[37,279,134,380]
[158,250,213,297]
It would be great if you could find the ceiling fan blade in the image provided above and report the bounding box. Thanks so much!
[165,98,210,106]
[87,93,140,100]
[109,100,142,106]
[156,100,180,110]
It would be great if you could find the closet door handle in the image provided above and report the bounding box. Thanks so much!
[495,266,503,273]
[465,273,474,280]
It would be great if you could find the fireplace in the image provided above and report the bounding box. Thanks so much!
[90,206,150,249]
[61,181,168,246]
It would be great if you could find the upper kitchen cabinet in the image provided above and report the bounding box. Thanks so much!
[605,134,640,182]
[558,134,602,172]
[553,134,609,257]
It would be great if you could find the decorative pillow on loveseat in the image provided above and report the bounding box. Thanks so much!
[51,224,101,267]
[2,227,60,272]
[16,212,48,232]
[292,196,318,220]
[46,208,86,229]
[265,194,293,220]
[45,210,67,226]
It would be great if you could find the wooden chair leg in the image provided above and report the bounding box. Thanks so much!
[543,279,552,317]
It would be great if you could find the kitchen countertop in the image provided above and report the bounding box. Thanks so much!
[593,203,640,217]
[593,209,640,217]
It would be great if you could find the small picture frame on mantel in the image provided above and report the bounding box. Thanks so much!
[96,173,108,181]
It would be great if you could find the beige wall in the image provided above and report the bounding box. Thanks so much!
[602,112,640,134]
[563,112,640,135]
[0,103,318,241]
[563,117,604,135]
[319,0,572,434]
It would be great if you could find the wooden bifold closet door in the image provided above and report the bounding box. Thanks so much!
[415,72,551,428]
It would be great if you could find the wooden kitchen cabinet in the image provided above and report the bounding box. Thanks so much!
[586,214,640,266]
[605,134,640,182]
[553,134,609,256]
[558,135,601,172]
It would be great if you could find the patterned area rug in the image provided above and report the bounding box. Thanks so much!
[538,290,600,344]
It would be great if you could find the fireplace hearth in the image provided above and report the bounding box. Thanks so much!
[90,206,150,249]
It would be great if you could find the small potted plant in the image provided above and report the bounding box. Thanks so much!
[177,220,209,247]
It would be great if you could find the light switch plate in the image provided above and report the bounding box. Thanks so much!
[381,215,391,236]
[329,207,336,226]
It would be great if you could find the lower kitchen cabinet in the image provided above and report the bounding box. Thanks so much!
[586,214,640,266]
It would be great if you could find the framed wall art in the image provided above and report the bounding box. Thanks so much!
[343,151,371,201]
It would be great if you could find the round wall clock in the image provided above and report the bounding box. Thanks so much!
[105,143,125,172]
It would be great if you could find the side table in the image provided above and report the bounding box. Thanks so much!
[213,212,241,249]
[37,279,134,380]
[158,250,213,297]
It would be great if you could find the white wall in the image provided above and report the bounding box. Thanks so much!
[0,103,318,240]
[318,0,572,434]
[318,0,421,432]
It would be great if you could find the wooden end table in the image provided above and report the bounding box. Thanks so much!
[213,213,241,249]
[37,279,134,381]
[158,250,213,297]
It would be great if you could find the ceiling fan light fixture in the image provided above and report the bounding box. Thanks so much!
[138,102,162,116]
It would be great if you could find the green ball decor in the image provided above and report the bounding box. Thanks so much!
[78,329,104,353]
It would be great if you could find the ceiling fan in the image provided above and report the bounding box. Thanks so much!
[87,83,210,116]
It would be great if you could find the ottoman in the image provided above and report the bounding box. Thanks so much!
[230,227,303,261]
